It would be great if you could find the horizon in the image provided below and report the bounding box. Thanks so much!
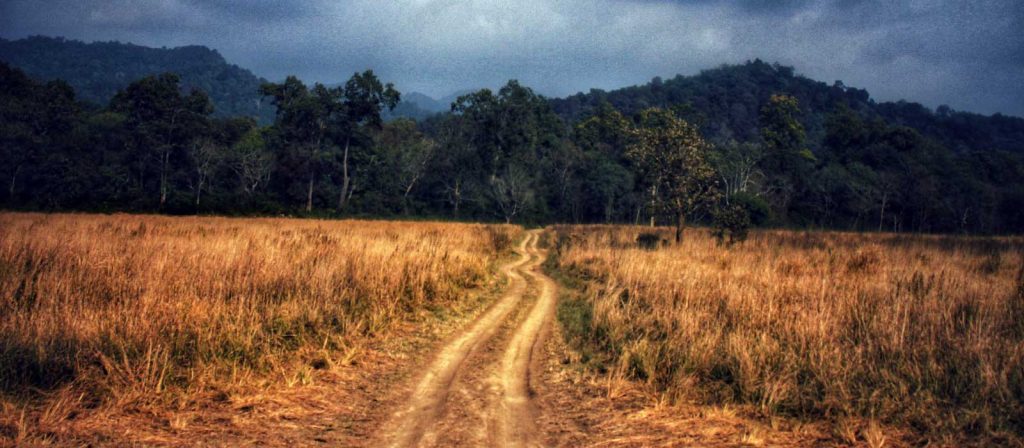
[4,33,1022,120]
[1,0,1022,117]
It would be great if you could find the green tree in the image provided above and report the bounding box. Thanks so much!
[712,203,751,246]
[450,80,565,222]
[191,117,256,207]
[260,76,327,212]
[373,119,437,214]
[760,94,813,167]
[0,64,45,203]
[758,94,814,219]
[336,70,400,211]
[429,113,482,217]
[110,73,212,209]
[627,108,720,243]
[574,103,636,222]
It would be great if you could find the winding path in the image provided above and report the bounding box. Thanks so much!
[377,230,557,447]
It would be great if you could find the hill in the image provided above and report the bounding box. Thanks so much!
[0,36,274,123]
[550,60,1024,155]
[386,90,478,121]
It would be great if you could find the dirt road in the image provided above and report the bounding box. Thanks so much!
[494,231,558,447]
[377,229,557,448]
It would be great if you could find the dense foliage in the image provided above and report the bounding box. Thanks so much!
[0,36,274,123]
[2,54,1024,234]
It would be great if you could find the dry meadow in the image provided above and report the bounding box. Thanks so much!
[550,225,1024,444]
[0,212,518,441]
[3,212,1023,445]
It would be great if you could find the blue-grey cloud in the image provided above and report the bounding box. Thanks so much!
[1,0,1021,116]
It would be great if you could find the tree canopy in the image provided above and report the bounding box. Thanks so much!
[3,58,1024,235]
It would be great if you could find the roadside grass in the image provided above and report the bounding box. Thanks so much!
[548,224,1024,445]
[0,212,519,442]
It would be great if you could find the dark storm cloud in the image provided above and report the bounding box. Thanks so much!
[1,0,1022,116]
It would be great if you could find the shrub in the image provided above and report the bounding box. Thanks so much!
[636,232,663,250]
[712,203,751,246]
[731,192,771,226]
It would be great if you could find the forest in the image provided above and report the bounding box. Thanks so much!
[2,51,1024,234]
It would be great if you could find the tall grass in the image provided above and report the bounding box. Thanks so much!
[551,225,1024,439]
[0,213,518,413]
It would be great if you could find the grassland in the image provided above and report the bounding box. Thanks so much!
[4,212,1023,445]
[0,212,518,442]
[550,225,1024,444]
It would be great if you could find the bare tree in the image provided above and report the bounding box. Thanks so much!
[230,129,274,197]
[398,139,436,214]
[191,138,221,206]
[712,140,764,201]
[876,172,899,232]
[490,164,534,224]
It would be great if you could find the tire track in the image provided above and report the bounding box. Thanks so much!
[493,229,558,447]
[379,232,536,448]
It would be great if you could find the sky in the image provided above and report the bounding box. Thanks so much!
[1,0,1022,117]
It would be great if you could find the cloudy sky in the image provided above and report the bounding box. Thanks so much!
[1,0,1022,116]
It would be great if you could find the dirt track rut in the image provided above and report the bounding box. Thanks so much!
[377,230,556,447]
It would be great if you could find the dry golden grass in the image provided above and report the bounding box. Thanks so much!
[551,225,1024,444]
[0,212,518,442]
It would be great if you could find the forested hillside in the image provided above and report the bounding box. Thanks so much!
[385,90,477,121]
[2,54,1023,234]
[551,60,1024,155]
[0,36,274,122]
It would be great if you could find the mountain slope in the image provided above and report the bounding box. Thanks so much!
[386,90,478,121]
[550,60,1024,155]
[0,36,274,123]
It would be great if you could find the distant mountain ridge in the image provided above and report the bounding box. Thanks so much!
[550,60,1024,155]
[0,36,274,123]
[386,89,477,121]
[3,36,1021,156]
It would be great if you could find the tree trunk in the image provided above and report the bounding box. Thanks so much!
[402,170,422,216]
[339,137,351,211]
[8,164,20,200]
[451,179,462,218]
[306,172,314,213]
[195,176,203,206]
[675,212,686,244]
[878,192,888,232]
[649,185,658,228]
[159,149,170,208]
[403,185,414,215]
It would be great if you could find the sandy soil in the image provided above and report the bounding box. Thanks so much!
[374,229,558,448]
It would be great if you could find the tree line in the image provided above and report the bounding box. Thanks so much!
[2,60,1023,235]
